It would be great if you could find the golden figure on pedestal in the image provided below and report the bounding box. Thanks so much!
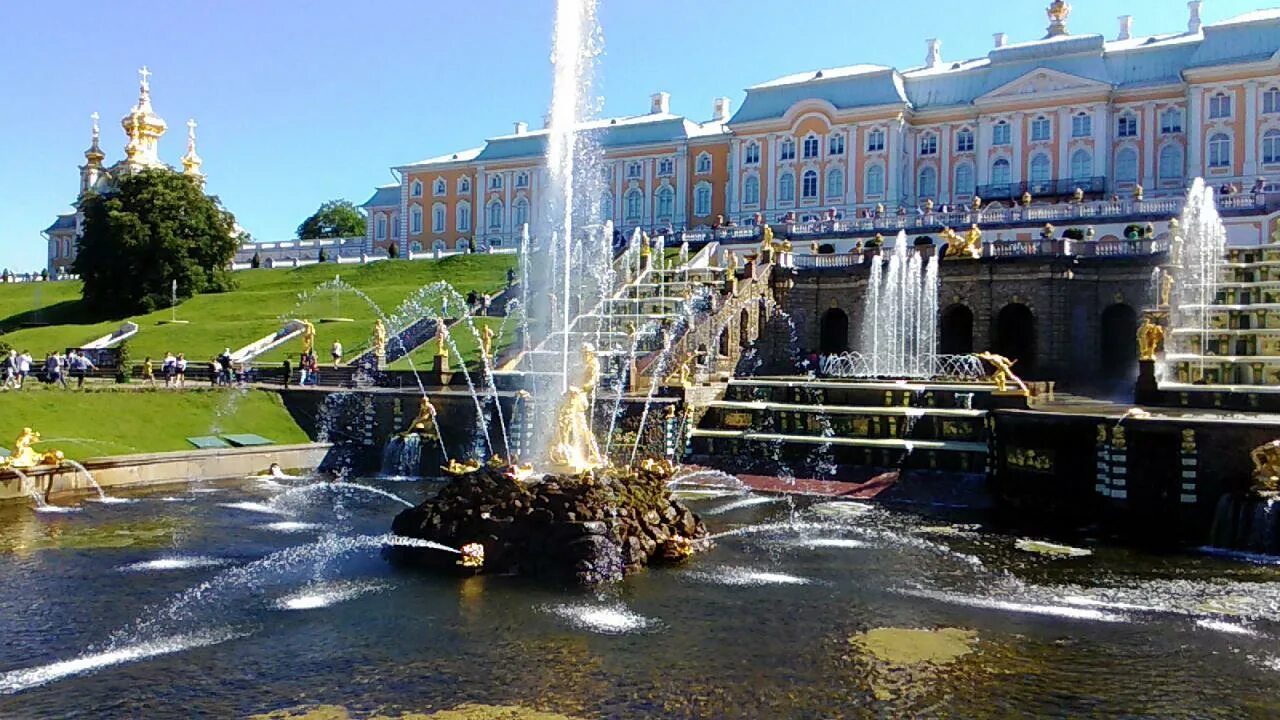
[300,320,316,356]
[372,319,387,359]
[974,352,1028,394]
[0,428,64,470]
[480,324,495,362]
[1250,440,1280,495]
[402,397,440,439]
[1137,317,1165,361]
[548,343,606,474]
[942,225,982,259]
[434,318,449,357]
[1161,271,1174,308]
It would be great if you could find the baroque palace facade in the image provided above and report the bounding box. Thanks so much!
[43,68,205,274]
[363,2,1280,253]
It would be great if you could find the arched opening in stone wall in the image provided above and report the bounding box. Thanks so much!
[1100,303,1138,389]
[718,323,731,357]
[739,308,752,347]
[939,304,974,355]
[995,303,1037,376]
[819,308,850,354]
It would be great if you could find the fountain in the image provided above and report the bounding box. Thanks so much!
[859,231,940,378]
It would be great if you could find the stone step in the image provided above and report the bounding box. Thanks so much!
[689,428,988,454]
[706,399,987,418]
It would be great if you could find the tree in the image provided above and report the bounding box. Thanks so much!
[251,251,262,269]
[74,168,239,316]
[297,200,365,240]
[318,247,328,263]
[388,242,400,259]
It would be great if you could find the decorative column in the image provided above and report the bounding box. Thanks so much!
[1244,81,1260,177]
[940,125,952,203]
[1093,103,1110,187]
[1142,105,1156,185]
[1011,112,1025,185]
[1187,90,1203,175]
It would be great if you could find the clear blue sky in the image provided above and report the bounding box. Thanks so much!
[0,0,1261,271]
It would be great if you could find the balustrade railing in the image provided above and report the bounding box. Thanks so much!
[818,352,988,381]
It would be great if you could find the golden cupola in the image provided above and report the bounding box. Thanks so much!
[1046,0,1071,37]
[83,112,105,166]
[181,118,204,180]
[120,66,167,169]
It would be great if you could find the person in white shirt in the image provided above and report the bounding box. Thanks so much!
[16,351,31,388]
[331,340,343,369]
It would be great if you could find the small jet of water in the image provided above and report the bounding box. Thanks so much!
[118,556,230,573]
[275,581,389,611]
[687,566,812,586]
[542,602,654,635]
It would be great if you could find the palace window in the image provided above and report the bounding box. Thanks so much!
[657,158,674,177]
[487,200,503,229]
[744,141,760,165]
[432,203,446,233]
[1209,92,1232,119]
[601,193,614,219]
[866,165,884,196]
[779,138,796,161]
[458,177,472,194]
[743,175,760,205]
[919,133,937,156]
[625,189,643,220]
[991,158,1011,187]
[656,186,674,218]
[1072,113,1092,138]
[1115,148,1137,183]
[1209,133,1232,168]
[514,198,529,227]
[802,134,820,159]
[954,163,974,196]
[992,121,1011,146]
[956,128,974,153]
[488,175,503,191]
[917,166,937,199]
[1159,144,1184,180]
[696,152,712,174]
[1161,108,1183,134]
[515,172,529,188]
[375,215,387,240]
[694,183,712,216]
[826,168,844,198]
[457,202,471,232]
[1072,149,1093,180]
[828,134,845,156]
[626,161,643,179]
[390,214,399,239]
[778,172,795,201]
[1117,114,1137,138]
[1029,154,1050,187]
[801,170,818,199]
[867,129,886,152]
[411,179,423,198]
[433,178,447,196]
[1265,88,1280,115]
[1263,130,1280,165]
[410,205,423,234]
[1031,116,1051,142]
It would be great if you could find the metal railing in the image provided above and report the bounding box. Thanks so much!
[819,352,988,381]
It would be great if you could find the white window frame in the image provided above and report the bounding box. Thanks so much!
[991,158,1011,187]
[1262,130,1280,165]
[1265,88,1280,115]
[744,141,760,165]
[801,134,820,159]
[919,133,938,156]
[431,203,446,234]
[1117,114,1138,138]
[1158,143,1184,180]
[657,158,674,177]
[1209,92,1232,120]
[515,172,529,188]
[956,128,974,153]
[865,164,885,196]
[411,179,424,198]
[1114,148,1137,184]
[655,185,674,218]
[1208,133,1232,168]
[410,205,423,235]
[432,178,447,196]
[458,177,472,194]
[954,163,974,197]
[457,202,471,232]
[825,168,844,198]
[626,161,643,179]
[917,166,938,199]
[779,138,796,161]
[828,133,845,156]
[390,213,400,239]
[867,129,885,152]
[514,198,530,227]
[625,189,643,220]
[778,171,795,202]
[1028,154,1051,187]
[1030,116,1051,142]
[992,121,1011,146]
[1071,113,1091,138]
[375,215,387,240]
[488,175,503,191]
[487,200,504,229]
[694,182,712,216]
[695,152,712,174]
[801,169,818,199]
[743,175,760,205]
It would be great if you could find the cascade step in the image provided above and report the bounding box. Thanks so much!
[689,429,987,453]
[706,399,987,418]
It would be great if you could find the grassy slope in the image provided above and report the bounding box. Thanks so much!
[0,386,310,459]
[0,255,516,365]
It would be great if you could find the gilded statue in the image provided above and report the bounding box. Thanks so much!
[1160,271,1174,308]
[434,318,449,357]
[1136,317,1165,361]
[0,428,64,470]
[1073,187,1085,204]
[480,324,495,362]
[972,196,982,211]
[942,225,982,259]
[1169,218,1184,266]
[372,319,387,359]
[1134,184,1144,201]
[579,342,600,394]
[974,351,1028,394]
[402,397,440,439]
[1250,440,1280,495]
[1270,219,1280,245]
[761,223,775,254]
[548,386,606,474]
[300,320,316,356]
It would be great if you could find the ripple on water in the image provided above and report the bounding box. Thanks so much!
[702,495,781,516]
[219,502,288,516]
[902,588,1127,623]
[33,506,81,514]
[809,501,875,520]
[118,556,231,572]
[86,497,139,505]
[791,537,871,550]
[542,603,654,635]
[1196,618,1260,636]
[688,566,813,586]
[275,580,390,611]
[259,521,325,533]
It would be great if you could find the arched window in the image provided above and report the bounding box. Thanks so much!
[1029,154,1051,187]
[696,152,712,174]
[917,166,938,199]
[744,141,760,165]
[513,198,529,227]
[411,241,423,253]
[433,178,447,196]
[456,202,471,232]
[694,183,712,216]
[1209,92,1232,119]
[625,189,643,220]
[431,203,446,233]
[867,129,886,152]
[1115,148,1137,183]
[1209,133,1232,168]
[1160,109,1183,134]
[992,120,1011,146]
[515,172,529,188]
[454,239,468,252]
[828,134,845,156]
[458,177,472,194]
[657,158,674,176]
[802,134,820,159]
[826,168,844,198]
[601,193,614,219]
[779,138,796,161]
[487,200,503,229]
[1159,144,1184,180]
[375,215,387,240]
[1071,149,1093,180]
[778,172,795,201]
[1030,116,1051,142]
[919,133,937,156]
[866,165,885,196]
[956,128,975,152]
[656,186,674,218]
[1265,87,1280,115]
[390,213,400,239]
[411,179,423,198]
[1263,130,1280,165]
[1072,113,1092,138]
[410,205,423,234]
[991,158,1011,187]
[801,170,818,199]
[954,163,974,196]
[743,175,760,205]
[432,239,447,252]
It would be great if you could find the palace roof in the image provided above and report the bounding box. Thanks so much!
[360,184,400,209]
[43,213,77,234]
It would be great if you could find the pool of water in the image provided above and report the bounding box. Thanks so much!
[2,474,1279,718]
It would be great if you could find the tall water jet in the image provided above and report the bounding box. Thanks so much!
[1165,178,1228,383]
[859,231,940,378]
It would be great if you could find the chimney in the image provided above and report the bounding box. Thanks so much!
[650,91,670,115]
[1188,1,1203,33]
[925,38,942,69]
[1117,15,1133,40]
[514,121,528,135]
[993,32,1008,48]
[712,96,731,122]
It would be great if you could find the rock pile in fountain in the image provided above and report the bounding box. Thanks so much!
[390,460,708,585]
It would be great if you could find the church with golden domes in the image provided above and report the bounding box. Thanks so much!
[43,68,205,275]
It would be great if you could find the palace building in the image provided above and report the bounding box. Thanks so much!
[43,68,205,275]
[362,1,1280,254]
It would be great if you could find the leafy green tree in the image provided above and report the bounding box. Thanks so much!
[74,168,239,316]
[297,200,365,239]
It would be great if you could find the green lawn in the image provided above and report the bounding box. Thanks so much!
[0,255,516,366]
[0,386,309,459]
[387,315,518,374]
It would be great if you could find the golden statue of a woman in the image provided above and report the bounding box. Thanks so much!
[480,324,495,362]
[301,320,316,356]
[1136,317,1165,361]
[434,318,449,357]
[403,397,440,439]
[372,319,387,358]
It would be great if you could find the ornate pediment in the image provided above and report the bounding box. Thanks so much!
[977,68,1111,104]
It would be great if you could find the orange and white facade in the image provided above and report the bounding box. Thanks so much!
[364,3,1280,251]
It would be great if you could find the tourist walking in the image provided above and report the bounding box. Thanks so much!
[162,351,177,387]
[217,348,233,386]
[142,356,156,386]
[70,350,96,389]
[43,352,65,388]
[282,357,293,388]
[176,353,188,387]
[331,340,343,368]
[1,350,15,389]
[16,350,31,389]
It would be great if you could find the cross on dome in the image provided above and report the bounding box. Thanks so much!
[138,66,152,89]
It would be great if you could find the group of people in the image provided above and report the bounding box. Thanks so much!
[140,352,189,387]
[465,290,493,316]
[2,349,97,389]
